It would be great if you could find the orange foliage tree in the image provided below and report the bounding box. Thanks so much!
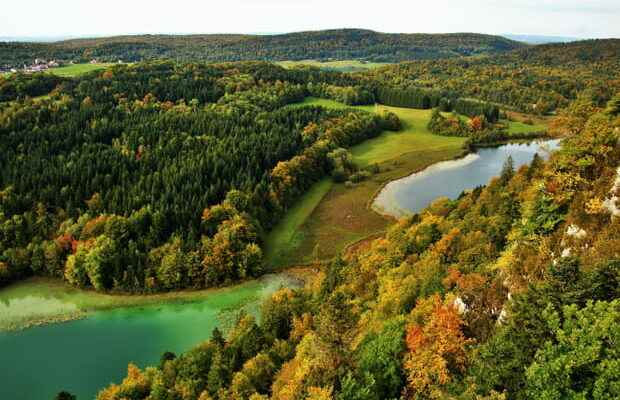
[404,295,472,399]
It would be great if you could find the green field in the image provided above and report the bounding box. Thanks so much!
[1,63,112,79]
[504,119,546,134]
[277,60,389,72]
[351,106,465,166]
[48,63,113,77]
[268,99,467,267]
[264,179,333,267]
[287,97,357,109]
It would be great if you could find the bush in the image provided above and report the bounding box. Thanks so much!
[332,167,348,183]
[350,170,372,183]
[365,163,380,174]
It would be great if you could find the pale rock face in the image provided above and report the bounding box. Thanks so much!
[602,167,620,218]
[497,308,508,325]
[561,247,572,258]
[453,297,468,314]
[566,224,587,239]
[496,293,513,325]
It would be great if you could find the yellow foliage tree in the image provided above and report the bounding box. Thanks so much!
[404,295,472,399]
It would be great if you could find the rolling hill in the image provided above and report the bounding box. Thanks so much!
[366,38,620,113]
[0,29,526,68]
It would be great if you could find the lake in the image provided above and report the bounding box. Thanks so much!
[373,139,561,218]
[0,139,560,400]
[0,273,300,400]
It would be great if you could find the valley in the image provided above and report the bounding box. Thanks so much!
[266,98,548,267]
[266,101,467,266]
[0,92,551,398]
[0,29,618,400]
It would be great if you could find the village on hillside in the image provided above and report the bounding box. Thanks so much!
[1,58,108,74]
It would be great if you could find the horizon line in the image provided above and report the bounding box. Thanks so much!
[0,29,606,43]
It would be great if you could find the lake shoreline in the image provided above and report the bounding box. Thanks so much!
[2,311,87,333]
[0,268,311,332]
[367,146,471,220]
[370,137,558,219]
[0,268,308,400]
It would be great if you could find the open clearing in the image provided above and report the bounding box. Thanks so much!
[287,97,356,109]
[48,63,113,77]
[2,63,113,79]
[504,119,546,134]
[277,60,389,72]
[266,99,467,267]
[264,179,333,268]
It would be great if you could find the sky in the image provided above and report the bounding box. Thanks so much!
[1,0,619,39]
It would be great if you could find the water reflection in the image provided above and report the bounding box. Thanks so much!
[374,140,561,218]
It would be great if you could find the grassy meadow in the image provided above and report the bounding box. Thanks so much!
[264,179,333,268]
[266,99,467,267]
[2,63,114,79]
[504,119,546,134]
[286,97,356,109]
[48,63,113,77]
[277,60,389,72]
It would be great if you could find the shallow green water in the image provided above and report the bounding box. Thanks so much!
[0,274,299,400]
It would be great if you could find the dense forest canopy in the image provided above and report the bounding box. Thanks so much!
[0,61,401,292]
[2,37,619,295]
[85,39,620,400]
[365,39,620,114]
[0,29,525,68]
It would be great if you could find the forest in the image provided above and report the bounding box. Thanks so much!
[365,39,620,114]
[0,61,401,292]
[97,91,620,400]
[1,36,619,400]
[3,50,565,294]
[2,38,619,293]
[0,29,525,69]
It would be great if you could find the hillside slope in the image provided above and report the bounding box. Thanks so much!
[366,38,620,113]
[0,29,525,68]
[98,92,620,400]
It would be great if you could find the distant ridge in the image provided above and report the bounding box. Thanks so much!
[0,29,525,68]
[510,38,620,65]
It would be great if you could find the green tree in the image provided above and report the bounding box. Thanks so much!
[525,300,620,399]
[355,319,406,399]
[605,93,620,115]
[499,156,514,185]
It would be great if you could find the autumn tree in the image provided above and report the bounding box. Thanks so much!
[404,295,472,399]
